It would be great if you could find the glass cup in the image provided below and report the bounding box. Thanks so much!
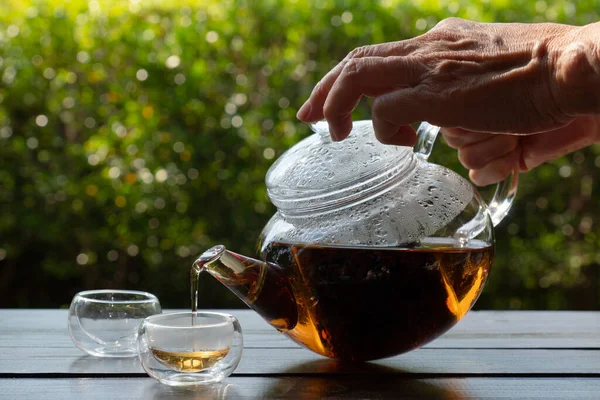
[137,311,243,386]
[68,289,161,357]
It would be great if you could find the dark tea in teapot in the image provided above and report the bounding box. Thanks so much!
[193,239,492,361]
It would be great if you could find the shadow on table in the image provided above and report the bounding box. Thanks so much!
[68,356,460,398]
[140,382,237,399]
[68,355,142,374]
[136,362,459,400]
[258,359,462,399]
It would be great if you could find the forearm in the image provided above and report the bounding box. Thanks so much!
[552,21,600,117]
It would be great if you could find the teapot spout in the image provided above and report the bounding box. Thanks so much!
[192,245,298,331]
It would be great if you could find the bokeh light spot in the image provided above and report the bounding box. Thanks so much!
[155,169,168,182]
[85,184,98,197]
[278,97,290,108]
[35,115,48,127]
[76,253,89,265]
[7,25,20,38]
[154,197,166,209]
[43,68,56,79]
[77,51,90,63]
[142,105,154,119]
[115,196,127,207]
[341,11,353,23]
[107,250,119,261]
[127,244,139,256]
[263,148,275,160]
[26,137,39,149]
[205,31,219,43]
[135,202,147,213]
[62,97,75,108]
[174,73,186,84]
[84,117,96,128]
[559,165,572,178]
[236,74,248,85]
[108,167,121,179]
[125,172,137,184]
[187,168,199,180]
[0,127,12,139]
[136,69,149,81]
[66,72,77,84]
[231,115,243,128]
[32,55,43,66]
[173,142,185,153]
[142,29,155,41]
[225,102,237,115]
[165,55,181,69]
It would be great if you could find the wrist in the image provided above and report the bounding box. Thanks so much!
[552,22,600,116]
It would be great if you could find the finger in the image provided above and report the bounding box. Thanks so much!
[296,62,348,122]
[441,127,495,148]
[297,41,419,123]
[371,87,431,144]
[520,116,600,171]
[457,134,519,170]
[371,86,498,145]
[323,56,425,141]
[469,150,520,186]
[373,123,417,146]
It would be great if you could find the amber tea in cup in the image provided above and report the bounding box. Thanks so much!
[137,311,243,386]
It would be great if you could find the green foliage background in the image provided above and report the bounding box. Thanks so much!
[0,0,598,309]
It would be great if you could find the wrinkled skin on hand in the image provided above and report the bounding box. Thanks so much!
[297,18,600,185]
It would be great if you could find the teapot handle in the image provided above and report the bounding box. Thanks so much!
[414,122,519,228]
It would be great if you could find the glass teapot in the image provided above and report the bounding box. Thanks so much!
[194,120,518,361]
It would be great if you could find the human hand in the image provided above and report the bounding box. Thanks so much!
[441,115,600,186]
[297,18,600,145]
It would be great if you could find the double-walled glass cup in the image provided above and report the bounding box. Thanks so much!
[68,289,161,357]
[137,311,243,386]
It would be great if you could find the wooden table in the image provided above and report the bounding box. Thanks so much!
[1,309,599,399]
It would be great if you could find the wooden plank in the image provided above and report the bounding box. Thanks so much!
[1,346,598,375]
[2,377,600,399]
[1,310,599,349]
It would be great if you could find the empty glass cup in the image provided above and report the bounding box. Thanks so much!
[137,311,243,386]
[68,289,161,357]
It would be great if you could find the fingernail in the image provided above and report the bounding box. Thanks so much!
[297,102,311,121]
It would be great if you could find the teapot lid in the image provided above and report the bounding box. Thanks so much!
[266,120,415,213]
[265,120,475,246]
